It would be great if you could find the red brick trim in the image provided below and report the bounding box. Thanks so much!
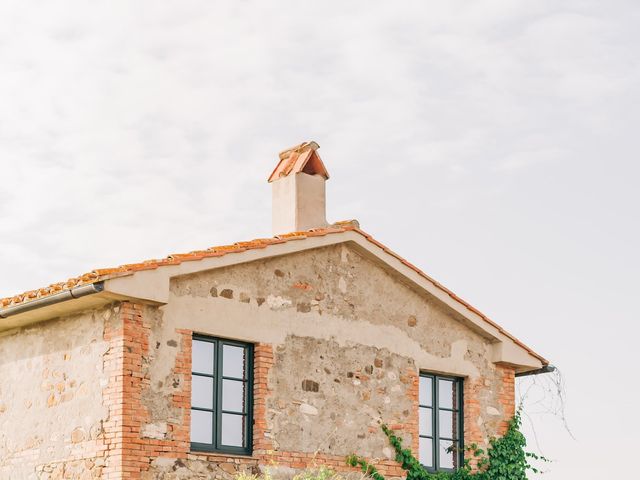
[496,365,515,436]
[405,367,420,454]
[253,343,275,454]
[463,377,484,447]
[102,303,192,478]
[101,303,133,479]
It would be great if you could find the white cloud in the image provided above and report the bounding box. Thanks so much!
[1,2,639,477]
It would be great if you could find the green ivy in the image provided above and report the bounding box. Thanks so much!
[346,410,546,480]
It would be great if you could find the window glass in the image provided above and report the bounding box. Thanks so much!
[221,413,245,447]
[223,344,246,379]
[222,379,245,413]
[192,340,214,375]
[439,440,455,469]
[439,410,456,440]
[438,379,455,409]
[191,376,214,409]
[419,376,432,406]
[419,437,433,467]
[419,407,432,436]
[190,410,213,444]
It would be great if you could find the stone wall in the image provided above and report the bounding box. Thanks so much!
[0,243,518,479]
[0,305,117,479]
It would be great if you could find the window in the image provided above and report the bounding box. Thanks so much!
[191,335,253,455]
[419,373,463,471]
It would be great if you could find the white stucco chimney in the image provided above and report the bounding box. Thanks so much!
[268,141,330,235]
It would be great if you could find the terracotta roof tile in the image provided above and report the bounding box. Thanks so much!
[0,221,546,365]
[0,224,351,309]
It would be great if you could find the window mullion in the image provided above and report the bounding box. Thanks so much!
[458,378,464,467]
[214,339,223,450]
[246,345,253,451]
[433,376,439,470]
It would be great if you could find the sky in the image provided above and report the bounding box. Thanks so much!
[1,1,639,477]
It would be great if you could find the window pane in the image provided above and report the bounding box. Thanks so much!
[419,376,432,406]
[419,437,433,467]
[438,410,457,440]
[191,376,214,409]
[419,407,432,436]
[438,379,455,409]
[190,409,213,444]
[222,379,245,413]
[223,345,246,379]
[439,440,455,469]
[221,413,245,447]
[192,340,214,375]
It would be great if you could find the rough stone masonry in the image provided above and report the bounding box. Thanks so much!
[1,243,516,479]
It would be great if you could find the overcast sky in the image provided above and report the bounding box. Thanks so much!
[1,1,638,477]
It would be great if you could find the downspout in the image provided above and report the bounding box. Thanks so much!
[0,282,104,319]
[515,364,556,378]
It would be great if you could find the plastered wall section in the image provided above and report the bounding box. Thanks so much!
[0,304,126,479]
[133,244,516,478]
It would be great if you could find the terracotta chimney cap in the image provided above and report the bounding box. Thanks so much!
[268,141,329,183]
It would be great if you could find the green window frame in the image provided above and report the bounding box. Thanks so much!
[419,373,464,472]
[190,335,253,455]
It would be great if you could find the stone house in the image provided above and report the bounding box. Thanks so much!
[0,142,550,480]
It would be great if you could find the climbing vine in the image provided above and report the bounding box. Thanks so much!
[347,410,546,480]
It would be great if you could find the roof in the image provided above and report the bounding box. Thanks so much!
[0,222,352,310]
[0,221,547,366]
[267,141,329,182]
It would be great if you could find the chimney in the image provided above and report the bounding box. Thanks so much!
[268,141,330,235]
